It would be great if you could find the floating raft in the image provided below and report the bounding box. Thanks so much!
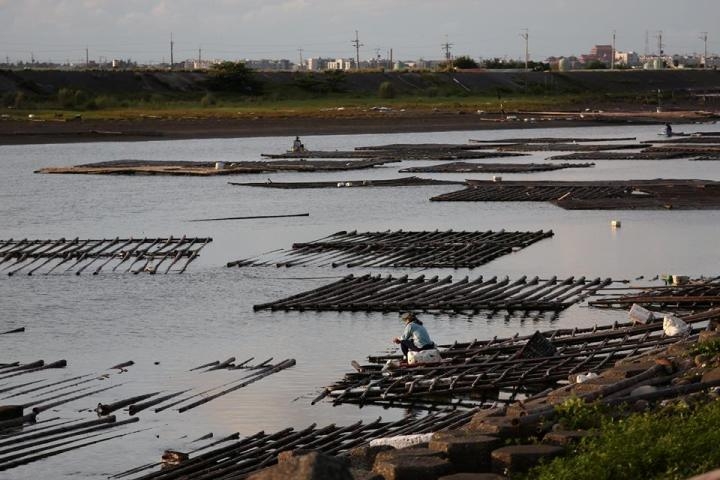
[253,274,613,314]
[399,161,594,174]
[35,159,394,176]
[321,310,716,409]
[468,137,637,144]
[229,229,553,269]
[546,151,692,161]
[261,150,526,161]
[645,136,720,144]
[0,353,295,474]
[116,409,477,480]
[496,143,642,152]
[227,176,463,189]
[431,179,720,210]
[0,237,211,275]
[590,276,720,311]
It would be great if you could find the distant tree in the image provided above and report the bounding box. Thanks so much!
[585,60,608,70]
[378,81,395,99]
[453,56,479,69]
[205,61,262,94]
[482,58,549,71]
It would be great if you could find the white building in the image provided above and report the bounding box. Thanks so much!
[327,58,354,70]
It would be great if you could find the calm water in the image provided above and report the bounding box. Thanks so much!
[2,123,720,478]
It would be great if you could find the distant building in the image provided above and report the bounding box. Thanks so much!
[614,51,640,67]
[590,45,614,64]
[327,58,354,71]
[306,57,332,71]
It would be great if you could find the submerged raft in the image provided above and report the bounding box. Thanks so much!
[0,236,211,275]
[228,176,464,189]
[229,229,553,269]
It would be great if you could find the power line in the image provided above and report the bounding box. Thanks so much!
[520,28,529,71]
[351,30,363,70]
[700,32,708,67]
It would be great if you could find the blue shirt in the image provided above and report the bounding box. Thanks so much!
[400,322,433,348]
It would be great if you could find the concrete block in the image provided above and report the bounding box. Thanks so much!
[491,444,564,475]
[429,431,502,472]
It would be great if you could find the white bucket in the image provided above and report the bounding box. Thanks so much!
[215,161,225,170]
[407,348,442,365]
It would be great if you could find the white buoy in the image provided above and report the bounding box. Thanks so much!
[215,161,225,170]
[492,176,502,182]
[611,220,621,228]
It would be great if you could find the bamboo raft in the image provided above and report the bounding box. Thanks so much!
[430,179,720,210]
[116,408,478,480]
[496,143,642,152]
[228,229,553,269]
[227,176,464,189]
[589,276,720,311]
[645,136,720,144]
[399,161,594,174]
[319,309,718,409]
[546,151,692,161]
[261,150,526,161]
[0,237,212,275]
[253,273,613,314]
[0,354,296,473]
[468,137,637,144]
[35,159,395,176]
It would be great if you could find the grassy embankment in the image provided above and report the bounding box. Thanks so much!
[525,340,720,480]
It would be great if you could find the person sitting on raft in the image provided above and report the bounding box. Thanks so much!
[292,136,305,152]
[393,312,435,360]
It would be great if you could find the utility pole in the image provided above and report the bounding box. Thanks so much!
[700,32,708,67]
[85,47,89,67]
[351,30,363,70]
[611,30,616,70]
[644,30,649,57]
[441,35,454,62]
[198,47,202,68]
[297,48,304,70]
[657,30,663,55]
[170,32,174,70]
[520,29,529,71]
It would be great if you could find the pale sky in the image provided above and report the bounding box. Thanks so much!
[1,0,718,64]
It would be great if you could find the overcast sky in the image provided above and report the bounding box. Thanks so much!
[1,0,718,64]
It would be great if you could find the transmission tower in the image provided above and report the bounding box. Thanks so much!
[656,30,664,55]
[441,35,454,62]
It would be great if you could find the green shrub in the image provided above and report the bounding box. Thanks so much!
[94,95,118,109]
[57,88,75,108]
[200,92,216,106]
[13,91,27,108]
[378,81,395,99]
[527,399,720,480]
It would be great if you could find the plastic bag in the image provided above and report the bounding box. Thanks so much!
[663,314,690,336]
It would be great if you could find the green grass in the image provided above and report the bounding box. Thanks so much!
[2,92,608,122]
[525,399,720,480]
